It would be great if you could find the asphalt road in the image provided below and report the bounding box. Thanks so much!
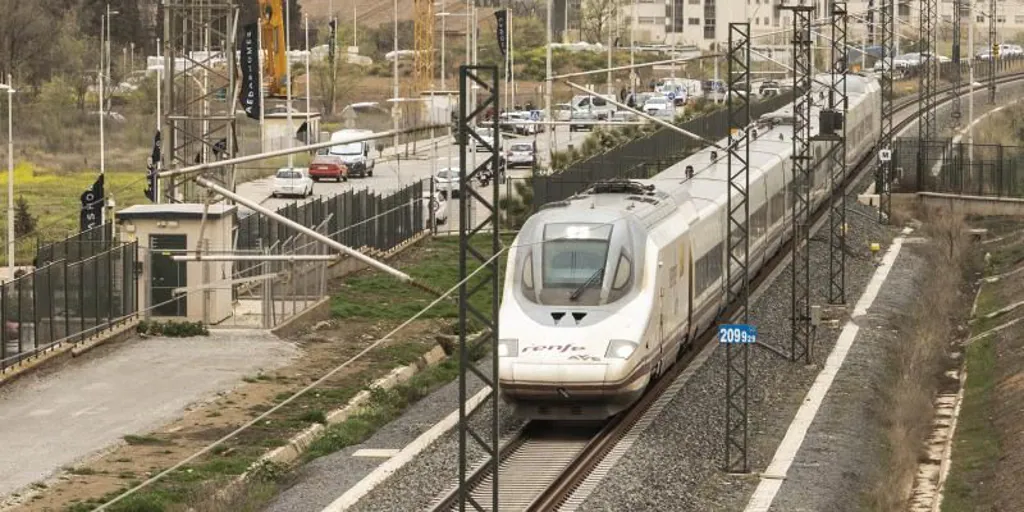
[234,125,608,235]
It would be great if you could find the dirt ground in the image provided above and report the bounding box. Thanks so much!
[5,318,443,512]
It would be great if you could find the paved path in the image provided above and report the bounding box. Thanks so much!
[0,331,297,498]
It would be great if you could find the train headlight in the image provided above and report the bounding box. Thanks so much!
[498,339,519,357]
[605,339,638,359]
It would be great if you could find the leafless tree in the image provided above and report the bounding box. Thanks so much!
[580,0,622,43]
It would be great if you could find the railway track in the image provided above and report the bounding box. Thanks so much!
[426,71,1024,512]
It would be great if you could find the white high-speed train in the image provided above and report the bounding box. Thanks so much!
[497,73,881,420]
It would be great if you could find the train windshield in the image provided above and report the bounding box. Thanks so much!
[519,223,634,306]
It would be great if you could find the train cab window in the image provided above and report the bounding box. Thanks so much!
[612,255,631,290]
[522,254,535,290]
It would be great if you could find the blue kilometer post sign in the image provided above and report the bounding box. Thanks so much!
[718,324,758,344]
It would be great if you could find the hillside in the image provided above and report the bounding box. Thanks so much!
[301,0,431,25]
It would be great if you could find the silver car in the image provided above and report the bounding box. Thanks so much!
[433,168,461,198]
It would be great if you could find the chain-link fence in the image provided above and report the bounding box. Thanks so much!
[35,222,114,267]
[2,242,138,373]
[893,138,1024,198]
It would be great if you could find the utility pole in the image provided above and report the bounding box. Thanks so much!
[3,77,13,275]
[393,0,399,151]
[305,14,311,144]
[286,0,295,169]
[545,0,553,171]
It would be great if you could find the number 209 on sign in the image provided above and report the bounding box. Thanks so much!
[718,324,757,344]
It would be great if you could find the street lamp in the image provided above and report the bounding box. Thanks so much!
[100,6,121,177]
[0,78,14,277]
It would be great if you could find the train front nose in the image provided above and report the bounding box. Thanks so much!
[497,346,649,420]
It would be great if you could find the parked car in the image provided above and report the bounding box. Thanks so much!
[569,107,598,132]
[271,167,313,198]
[506,141,536,168]
[643,95,672,117]
[424,190,448,226]
[433,168,461,198]
[308,154,348,182]
[570,94,616,120]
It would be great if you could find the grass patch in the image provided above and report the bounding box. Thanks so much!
[329,236,509,325]
[123,435,172,447]
[942,336,1000,512]
[65,467,98,476]
[305,356,461,461]
[297,410,328,425]
[0,162,148,265]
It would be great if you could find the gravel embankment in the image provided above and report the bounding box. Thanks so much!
[576,190,897,511]
[765,242,925,511]
[265,359,523,512]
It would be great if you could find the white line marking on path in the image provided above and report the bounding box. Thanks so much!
[320,387,492,512]
[744,227,913,512]
[351,449,401,458]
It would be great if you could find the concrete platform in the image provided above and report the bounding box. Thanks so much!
[0,330,298,498]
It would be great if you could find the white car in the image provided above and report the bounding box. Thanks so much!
[424,190,448,226]
[271,167,313,198]
[433,168,461,198]
[643,96,672,117]
[507,142,536,168]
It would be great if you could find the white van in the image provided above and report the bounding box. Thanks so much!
[323,129,376,178]
[570,94,616,120]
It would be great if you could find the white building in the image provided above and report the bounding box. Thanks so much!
[611,0,1024,51]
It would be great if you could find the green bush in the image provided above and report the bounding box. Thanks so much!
[137,320,210,338]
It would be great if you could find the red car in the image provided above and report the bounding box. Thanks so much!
[308,154,349,182]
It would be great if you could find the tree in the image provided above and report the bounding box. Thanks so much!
[580,0,621,44]
[0,0,55,85]
[14,196,35,239]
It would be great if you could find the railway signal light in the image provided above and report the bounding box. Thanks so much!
[993,43,1000,58]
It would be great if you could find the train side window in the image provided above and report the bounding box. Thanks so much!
[612,254,631,290]
[771,191,785,223]
[522,254,534,290]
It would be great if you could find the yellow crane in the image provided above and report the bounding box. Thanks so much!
[413,0,436,95]
[258,0,289,98]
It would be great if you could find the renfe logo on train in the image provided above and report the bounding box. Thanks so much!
[522,344,587,353]
[718,324,758,344]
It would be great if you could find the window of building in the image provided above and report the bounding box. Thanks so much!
[1016,15,1024,23]
[689,17,701,25]
[764,16,770,25]
[898,4,910,16]
[704,25,716,39]
[755,17,759,25]
[998,15,1006,23]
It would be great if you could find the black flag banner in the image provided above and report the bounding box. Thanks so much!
[144,130,160,202]
[296,121,309,143]
[239,22,261,120]
[80,174,105,232]
[495,9,509,57]
[328,19,337,64]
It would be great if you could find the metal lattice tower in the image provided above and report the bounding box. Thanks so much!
[827,2,848,306]
[989,0,997,103]
[878,0,894,224]
[918,0,937,142]
[456,65,500,512]
[952,0,963,125]
[784,4,813,365]
[724,22,751,475]
[161,0,239,203]
[414,0,436,94]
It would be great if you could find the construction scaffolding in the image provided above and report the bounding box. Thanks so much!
[161,0,239,203]
[413,0,436,94]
